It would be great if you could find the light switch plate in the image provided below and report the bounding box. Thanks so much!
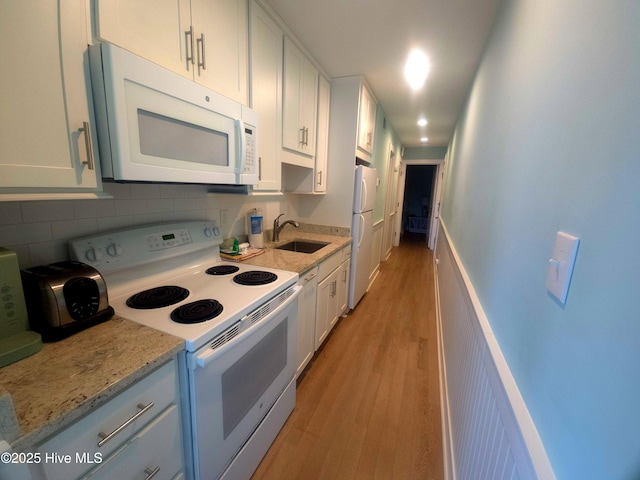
[546,232,580,304]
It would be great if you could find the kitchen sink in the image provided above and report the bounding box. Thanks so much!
[275,240,329,254]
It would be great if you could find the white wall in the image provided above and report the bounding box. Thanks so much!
[0,183,298,267]
[440,1,640,478]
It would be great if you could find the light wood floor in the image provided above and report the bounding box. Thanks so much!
[252,233,444,480]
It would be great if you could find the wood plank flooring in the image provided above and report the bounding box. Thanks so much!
[252,233,444,480]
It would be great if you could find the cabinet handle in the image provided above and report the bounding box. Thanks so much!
[317,170,322,186]
[197,33,206,70]
[343,269,347,282]
[258,157,262,181]
[299,126,309,147]
[144,466,161,479]
[78,122,94,170]
[185,27,195,65]
[367,131,372,147]
[97,402,154,447]
[303,272,318,283]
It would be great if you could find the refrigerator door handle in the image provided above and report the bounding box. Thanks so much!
[361,178,367,212]
[358,214,365,247]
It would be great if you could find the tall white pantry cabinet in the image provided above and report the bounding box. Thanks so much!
[0,0,101,195]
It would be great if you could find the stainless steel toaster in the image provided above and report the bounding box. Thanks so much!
[21,261,114,341]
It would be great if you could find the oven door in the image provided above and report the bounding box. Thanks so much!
[187,286,300,480]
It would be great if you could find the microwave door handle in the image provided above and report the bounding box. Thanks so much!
[236,119,246,174]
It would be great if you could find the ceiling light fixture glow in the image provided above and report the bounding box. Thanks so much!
[420,137,429,143]
[417,118,428,127]
[405,50,430,90]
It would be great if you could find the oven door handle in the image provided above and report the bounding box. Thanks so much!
[193,285,301,369]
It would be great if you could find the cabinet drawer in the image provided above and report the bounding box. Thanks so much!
[318,251,342,281]
[318,245,350,281]
[341,245,351,261]
[37,360,178,480]
[82,405,183,480]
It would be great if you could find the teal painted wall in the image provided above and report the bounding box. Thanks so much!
[440,1,640,478]
[403,146,447,160]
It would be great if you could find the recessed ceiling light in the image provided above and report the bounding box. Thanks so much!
[420,137,429,143]
[405,50,430,90]
[417,118,428,127]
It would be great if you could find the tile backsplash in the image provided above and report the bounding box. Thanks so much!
[0,183,297,268]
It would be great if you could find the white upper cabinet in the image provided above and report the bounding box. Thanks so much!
[191,0,248,104]
[95,0,248,105]
[356,83,377,161]
[249,1,282,192]
[0,0,101,196]
[282,37,318,162]
[314,75,330,193]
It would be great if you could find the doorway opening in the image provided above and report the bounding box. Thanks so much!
[396,158,445,250]
[401,165,436,242]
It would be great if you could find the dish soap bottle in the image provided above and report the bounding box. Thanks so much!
[247,208,264,248]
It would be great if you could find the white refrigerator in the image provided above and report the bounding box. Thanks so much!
[349,165,376,309]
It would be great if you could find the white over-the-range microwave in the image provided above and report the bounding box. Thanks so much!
[89,43,258,186]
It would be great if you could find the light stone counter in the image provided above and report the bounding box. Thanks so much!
[0,316,183,451]
[244,230,352,274]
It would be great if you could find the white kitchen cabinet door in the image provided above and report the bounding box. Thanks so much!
[192,0,248,104]
[314,76,330,193]
[250,1,282,192]
[282,37,317,158]
[95,0,248,105]
[0,0,100,193]
[336,258,350,319]
[315,267,339,351]
[356,83,376,159]
[296,268,318,377]
[94,0,192,80]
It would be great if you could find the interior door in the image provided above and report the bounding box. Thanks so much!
[382,147,397,258]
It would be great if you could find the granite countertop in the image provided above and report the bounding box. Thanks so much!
[0,316,183,451]
[244,229,352,273]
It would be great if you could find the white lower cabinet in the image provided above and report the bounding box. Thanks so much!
[35,359,184,480]
[336,258,350,326]
[314,246,351,351]
[81,405,182,480]
[296,267,318,377]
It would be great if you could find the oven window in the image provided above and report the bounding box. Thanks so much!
[221,319,288,439]
[137,109,229,166]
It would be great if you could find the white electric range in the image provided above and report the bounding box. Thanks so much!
[70,221,300,480]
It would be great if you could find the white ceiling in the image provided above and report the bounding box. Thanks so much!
[265,0,502,147]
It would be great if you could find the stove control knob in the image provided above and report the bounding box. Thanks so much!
[85,247,104,262]
[106,243,123,257]
[205,226,220,238]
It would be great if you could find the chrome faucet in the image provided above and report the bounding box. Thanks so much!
[273,213,299,242]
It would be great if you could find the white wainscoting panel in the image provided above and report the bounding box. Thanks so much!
[434,221,554,480]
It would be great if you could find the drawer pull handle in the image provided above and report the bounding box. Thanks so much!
[144,466,161,479]
[97,402,154,447]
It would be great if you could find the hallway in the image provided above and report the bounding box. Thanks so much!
[253,234,444,479]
